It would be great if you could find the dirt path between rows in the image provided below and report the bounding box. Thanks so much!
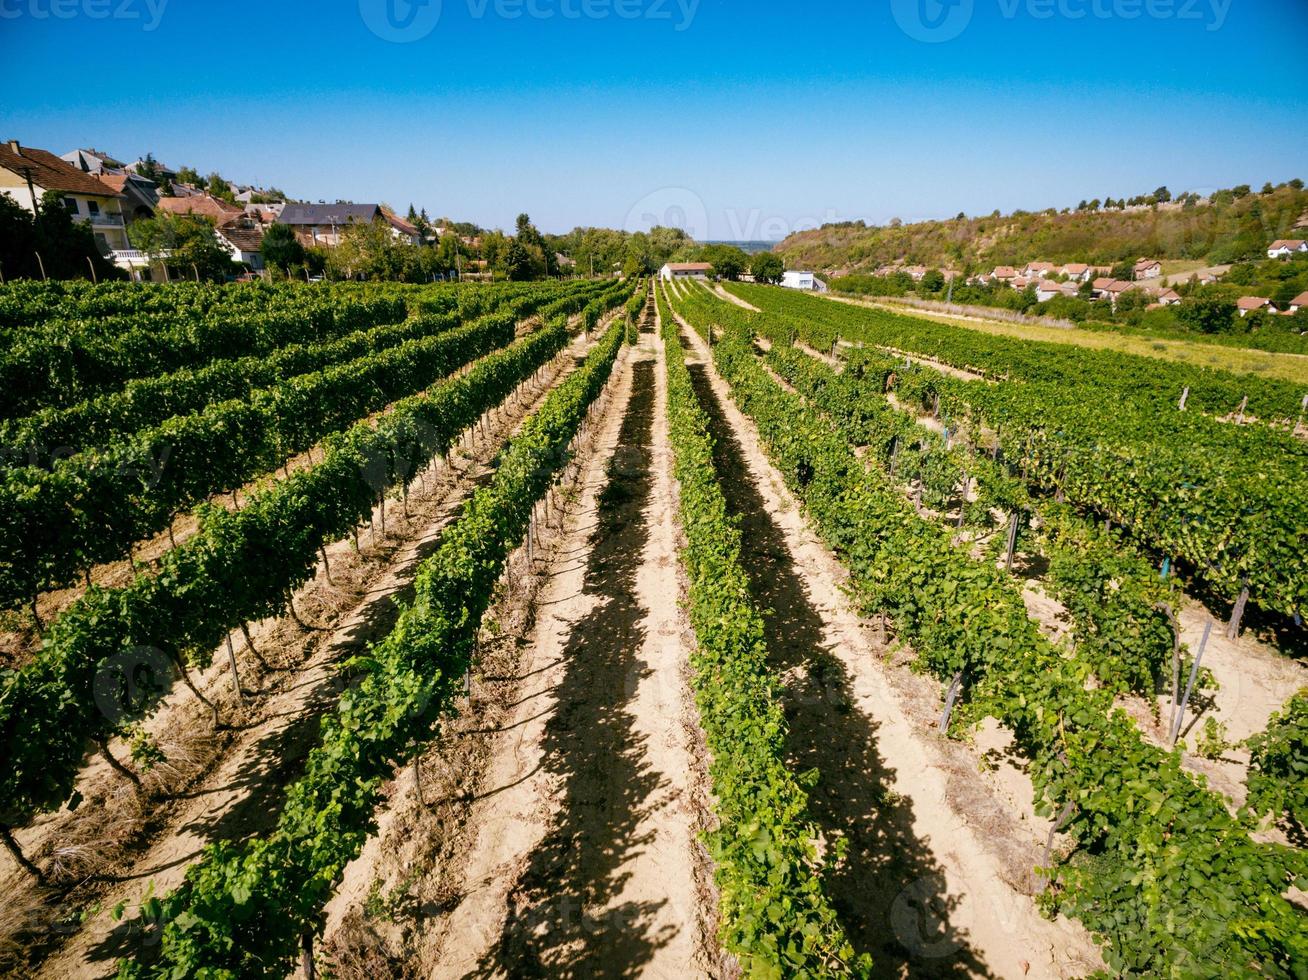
[381,329,719,979]
[673,315,1104,979]
[713,285,758,312]
[9,334,595,980]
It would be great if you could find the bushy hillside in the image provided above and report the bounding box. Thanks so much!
[776,182,1308,275]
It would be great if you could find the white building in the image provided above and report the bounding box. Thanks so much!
[0,140,131,252]
[782,270,829,293]
[659,262,713,281]
[1267,239,1307,259]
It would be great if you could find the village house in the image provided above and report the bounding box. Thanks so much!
[215,215,266,271]
[0,139,130,252]
[1236,296,1273,317]
[1134,258,1163,279]
[1091,276,1116,299]
[1288,291,1308,313]
[1267,239,1308,259]
[782,270,829,293]
[659,262,713,281]
[1023,261,1057,279]
[1060,262,1093,282]
[275,203,420,247]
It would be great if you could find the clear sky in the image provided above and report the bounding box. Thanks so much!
[1,0,1304,238]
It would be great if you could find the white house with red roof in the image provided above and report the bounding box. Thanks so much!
[1267,239,1307,259]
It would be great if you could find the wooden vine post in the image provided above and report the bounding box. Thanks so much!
[1226,582,1251,640]
[1170,620,1212,748]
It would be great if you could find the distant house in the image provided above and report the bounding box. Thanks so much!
[989,266,1020,282]
[216,216,265,271]
[904,265,927,281]
[1023,261,1057,279]
[276,203,417,246]
[1134,259,1163,279]
[1091,276,1116,298]
[1060,262,1093,282]
[156,194,244,222]
[0,139,130,252]
[1236,296,1273,317]
[782,270,829,293]
[61,147,127,175]
[659,262,713,281]
[1288,291,1308,313]
[1267,239,1307,259]
[1154,288,1182,306]
[1105,280,1138,307]
[1010,276,1032,290]
[1035,280,1063,302]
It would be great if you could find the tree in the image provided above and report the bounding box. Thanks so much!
[701,243,748,281]
[750,252,785,284]
[129,212,236,281]
[261,222,305,273]
[1290,178,1304,191]
[135,153,163,184]
[175,165,201,187]
[1111,260,1136,281]
[1153,186,1172,203]
[920,268,946,293]
[0,192,121,281]
[1231,184,1252,199]
[1176,295,1237,334]
[1261,182,1275,195]
[503,239,536,281]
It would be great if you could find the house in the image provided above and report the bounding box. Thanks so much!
[1061,262,1093,282]
[904,265,927,281]
[125,157,178,184]
[1288,291,1308,313]
[0,139,130,252]
[782,270,829,293]
[1010,276,1032,290]
[1236,296,1273,317]
[1267,239,1308,259]
[276,202,415,247]
[96,173,158,222]
[1023,261,1057,279]
[216,216,265,271]
[157,194,245,222]
[1133,259,1163,279]
[659,262,713,281]
[1155,288,1182,306]
[383,210,421,245]
[1105,280,1138,307]
[1035,281,1064,302]
[1091,276,1116,298]
[61,147,127,175]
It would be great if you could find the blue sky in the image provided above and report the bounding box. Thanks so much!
[1,0,1304,238]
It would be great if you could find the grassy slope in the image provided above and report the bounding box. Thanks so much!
[828,294,1308,385]
[776,185,1308,274]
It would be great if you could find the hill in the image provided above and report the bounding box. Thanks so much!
[774,182,1308,275]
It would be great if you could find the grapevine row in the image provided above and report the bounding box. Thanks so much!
[669,287,1306,977]
[657,284,869,977]
[0,315,579,836]
[115,319,630,979]
[0,307,522,613]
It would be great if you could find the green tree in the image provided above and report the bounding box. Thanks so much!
[920,268,946,293]
[1153,186,1172,203]
[175,165,201,187]
[1176,295,1238,334]
[701,243,748,281]
[261,222,305,272]
[750,251,785,284]
[503,239,536,281]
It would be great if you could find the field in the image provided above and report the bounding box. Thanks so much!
[836,294,1308,386]
[0,277,1304,979]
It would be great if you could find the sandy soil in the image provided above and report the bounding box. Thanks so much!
[382,328,719,979]
[3,332,591,980]
[674,316,1103,979]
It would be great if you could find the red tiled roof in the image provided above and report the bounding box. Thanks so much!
[218,221,265,252]
[157,195,243,220]
[1092,277,1115,289]
[0,141,123,197]
[1289,291,1308,307]
[665,262,713,271]
[1236,296,1270,310]
[1269,239,1306,250]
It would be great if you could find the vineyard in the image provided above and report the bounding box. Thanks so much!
[0,275,1303,979]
